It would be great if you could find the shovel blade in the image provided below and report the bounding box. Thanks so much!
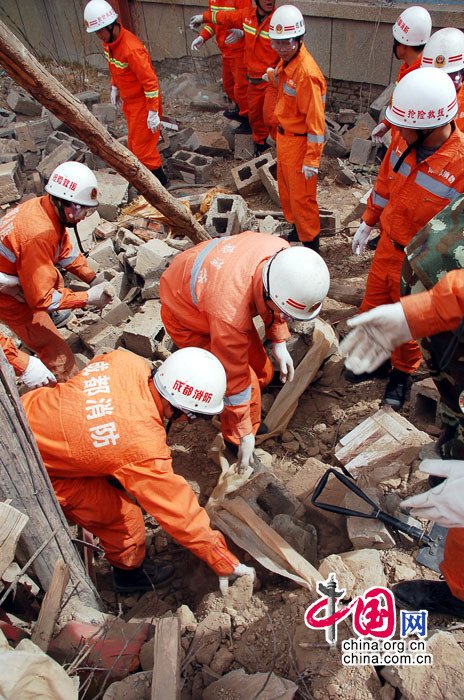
[415,524,448,573]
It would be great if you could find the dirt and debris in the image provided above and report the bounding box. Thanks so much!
[0,62,462,700]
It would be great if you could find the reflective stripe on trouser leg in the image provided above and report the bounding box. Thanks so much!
[277,133,320,242]
[123,97,162,170]
[440,528,464,602]
[0,294,78,381]
[51,475,146,569]
[359,237,422,374]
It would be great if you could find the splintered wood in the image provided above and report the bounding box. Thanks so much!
[335,406,431,476]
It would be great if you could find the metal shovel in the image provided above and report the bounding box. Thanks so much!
[311,468,446,573]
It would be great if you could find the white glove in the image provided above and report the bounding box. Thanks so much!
[401,459,464,528]
[237,433,255,472]
[271,341,295,384]
[352,221,373,255]
[20,356,56,389]
[219,563,256,595]
[191,36,204,51]
[371,123,389,144]
[225,28,244,45]
[86,282,115,309]
[302,165,318,180]
[189,14,204,29]
[0,272,24,302]
[340,302,413,375]
[147,111,160,133]
[110,86,122,110]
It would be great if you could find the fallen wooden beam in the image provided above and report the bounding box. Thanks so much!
[0,501,28,578]
[151,617,181,700]
[31,558,69,652]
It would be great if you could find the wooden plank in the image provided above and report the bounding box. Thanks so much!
[31,558,70,652]
[151,617,181,700]
[0,502,28,578]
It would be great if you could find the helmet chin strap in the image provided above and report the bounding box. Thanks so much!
[106,20,119,43]
[50,195,88,257]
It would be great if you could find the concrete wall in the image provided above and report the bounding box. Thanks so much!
[1,1,463,87]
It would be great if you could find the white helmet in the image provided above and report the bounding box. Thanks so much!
[153,347,227,415]
[392,6,431,47]
[421,28,464,73]
[84,0,118,33]
[386,67,457,129]
[45,162,99,206]
[269,5,305,40]
[262,247,330,322]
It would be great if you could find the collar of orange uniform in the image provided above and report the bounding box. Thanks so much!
[104,24,126,51]
[394,124,463,174]
[398,56,422,81]
[253,259,272,320]
[280,43,306,78]
[42,194,64,233]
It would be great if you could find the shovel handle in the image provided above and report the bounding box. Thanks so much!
[376,512,433,545]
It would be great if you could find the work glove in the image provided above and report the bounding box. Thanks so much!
[302,165,318,180]
[237,433,255,472]
[219,563,256,595]
[340,302,413,375]
[352,221,373,255]
[191,36,204,51]
[189,14,204,29]
[225,28,244,45]
[147,110,161,133]
[272,341,295,384]
[401,459,464,528]
[371,123,389,143]
[20,356,56,389]
[0,272,24,302]
[86,282,115,309]
[110,86,122,110]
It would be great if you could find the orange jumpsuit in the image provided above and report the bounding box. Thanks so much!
[199,0,249,117]
[0,196,96,381]
[159,232,290,444]
[401,269,464,602]
[203,5,278,144]
[271,45,326,243]
[103,26,163,170]
[360,127,464,374]
[0,334,29,375]
[21,349,239,575]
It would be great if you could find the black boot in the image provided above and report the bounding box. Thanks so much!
[344,358,391,384]
[282,225,299,243]
[112,557,174,593]
[383,368,410,408]
[223,104,240,120]
[254,141,270,157]
[152,166,169,188]
[393,580,464,619]
[303,235,320,253]
[234,119,252,135]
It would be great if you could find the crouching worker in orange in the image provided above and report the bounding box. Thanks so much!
[22,347,253,594]
[0,333,56,388]
[84,0,168,187]
[265,5,326,252]
[0,161,114,382]
[160,232,330,471]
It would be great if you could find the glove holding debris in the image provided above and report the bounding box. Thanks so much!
[147,111,161,133]
[189,14,204,29]
[219,563,256,595]
[225,28,244,45]
[237,433,255,472]
[340,302,413,375]
[86,282,115,309]
[371,123,389,144]
[0,272,24,302]
[401,459,464,528]
[110,86,122,110]
[272,341,295,384]
[20,356,57,389]
[352,221,373,255]
[191,36,204,51]
[302,165,318,180]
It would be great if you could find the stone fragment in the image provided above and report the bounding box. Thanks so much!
[318,554,356,598]
[95,171,129,221]
[339,549,386,595]
[184,129,230,156]
[349,138,378,165]
[88,239,120,270]
[192,612,231,665]
[0,161,23,204]
[37,143,77,179]
[122,301,164,357]
[7,90,41,117]
[133,238,176,280]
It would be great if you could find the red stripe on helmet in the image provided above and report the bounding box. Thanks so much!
[286,298,306,310]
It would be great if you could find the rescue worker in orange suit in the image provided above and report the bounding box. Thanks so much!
[264,6,326,252]
[0,161,114,383]
[190,0,279,156]
[22,347,255,594]
[84,0,168,186]
[0,333,56,388]
[348,68,464,409]
[421,28,464,132]
[191,0,249,126]
[340,269,464,618]
[160,232,330,471]
[371,6,432,144]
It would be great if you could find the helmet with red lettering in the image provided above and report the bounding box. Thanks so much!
[84,0,118,33]
[153,347,227,415]
[262,247,330,321]
[421,28,464,73]
[386,67,458,129]
[45,162,99,207]
[269,6,305,40]
[392,6,431,47]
